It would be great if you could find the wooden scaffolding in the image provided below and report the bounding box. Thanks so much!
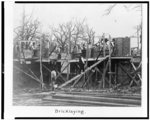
[13,35,142,91]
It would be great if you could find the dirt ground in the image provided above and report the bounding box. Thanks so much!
[13,84,141,106]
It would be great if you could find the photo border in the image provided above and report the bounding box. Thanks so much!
[2,1,149,119]
[1,1,5,120]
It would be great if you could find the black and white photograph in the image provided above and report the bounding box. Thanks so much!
[3,1,148,119]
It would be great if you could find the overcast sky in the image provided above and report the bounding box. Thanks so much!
[13,3,142,38]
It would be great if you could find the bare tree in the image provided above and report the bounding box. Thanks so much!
[50,19,95,53]
[83,24,95,44]
[103,4,142,16]
[103,4,117,16]
[14,10,40,44]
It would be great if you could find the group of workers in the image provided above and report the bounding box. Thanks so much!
[71,38,116,59]
[14,41,38,59]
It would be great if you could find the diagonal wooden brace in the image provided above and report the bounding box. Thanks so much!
[119,63,139,86]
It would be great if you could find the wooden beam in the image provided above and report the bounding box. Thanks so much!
[71,74,83,88]
[14,66,42,84]
[60,57,67,68]
[82,70,95,88]
[56,63,70,79]
[59,74,82,88]
[95,67,101,74]
[42,64,51,72]
[58,55,109,88]
[29,68,39,81]
[130,61,142,81]
[95,49,102,62]
[119,63,139,86]
[81,71,90,88]
[56,71,66,82]
[49,46,56,57]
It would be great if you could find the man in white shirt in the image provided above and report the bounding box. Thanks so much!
[51,70,57,91]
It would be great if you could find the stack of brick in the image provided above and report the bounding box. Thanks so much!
[115,37,130,57]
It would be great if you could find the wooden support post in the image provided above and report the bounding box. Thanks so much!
[20,8,26,63]
[67,60,70,81]
[40,39,44,90]
[66,52,71,82]
[87,70,91,89]
[116,62,118,84]
[102,61,105,88]
[96,68,98,81]
[108,35,112,88]
[102,35,106,88]
[103,35,106,57]
[67,33,71,82]
[85,41,89,72]
[83,72,86,87]
[42,64,52,86]
[95,67,102,86]
[102,60,109,88]
[96,67,109,85]
[114,63,117,85]
[137,25,139,50]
